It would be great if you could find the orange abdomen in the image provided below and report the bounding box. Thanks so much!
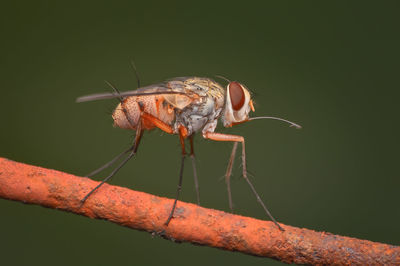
[112,95,175,130]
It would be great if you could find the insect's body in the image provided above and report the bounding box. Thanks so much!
[112,77,226,136]
[77,74,300,231]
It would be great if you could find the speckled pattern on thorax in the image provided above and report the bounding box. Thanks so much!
[168,77,226,135]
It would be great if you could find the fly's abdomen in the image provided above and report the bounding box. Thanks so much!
[112,95,175,130]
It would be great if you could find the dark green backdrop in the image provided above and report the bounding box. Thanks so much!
[1,1,399,265]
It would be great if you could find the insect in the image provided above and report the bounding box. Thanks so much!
[77,75,301,231]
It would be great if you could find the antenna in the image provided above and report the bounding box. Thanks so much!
[248,116,302,129]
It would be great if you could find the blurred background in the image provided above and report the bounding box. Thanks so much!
[1,1,399,265]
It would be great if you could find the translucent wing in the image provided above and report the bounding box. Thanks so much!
[136,81,194,109]
[76,77,213,110]
[163,94,193,109]
[76,83,190,103]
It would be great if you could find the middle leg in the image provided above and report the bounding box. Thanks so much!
[165,126,188,225]
[189,135,200,205]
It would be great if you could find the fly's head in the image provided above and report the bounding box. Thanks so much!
[222,81,255,127]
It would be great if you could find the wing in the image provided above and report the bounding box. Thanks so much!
[76,83,188,103]
[76,78,215,110]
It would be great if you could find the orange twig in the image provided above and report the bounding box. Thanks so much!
[0,157,399,264]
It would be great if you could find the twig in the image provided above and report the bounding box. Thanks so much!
[0,157,398,265]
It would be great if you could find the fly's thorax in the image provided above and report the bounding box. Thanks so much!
[222,82,254,127]
[173,93,223,135]
[112,95,175,130]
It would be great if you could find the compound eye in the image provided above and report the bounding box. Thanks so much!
[228,82,245,111]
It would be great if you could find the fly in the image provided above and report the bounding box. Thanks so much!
[77,75,301,231]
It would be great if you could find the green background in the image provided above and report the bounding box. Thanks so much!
[1,1,399,265]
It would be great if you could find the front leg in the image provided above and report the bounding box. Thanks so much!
[225,142,238,212]
[203,132,284,231]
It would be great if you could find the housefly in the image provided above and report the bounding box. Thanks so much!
[77,76,301,231]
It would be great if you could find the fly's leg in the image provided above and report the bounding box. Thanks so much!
[204,133,240,214]
[225,142,238,212]
[135,112,185,225]
[85,83,137,178]
[85,146,133,178]
[80,123,143,205]
[165,126,187,225]
[203,132,284,231]
[81,85,146,205]
[141,113,173,134]
[189,135,200,205]
[81,110,175,206]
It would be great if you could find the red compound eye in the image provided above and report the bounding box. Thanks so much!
[229,82,245,111]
